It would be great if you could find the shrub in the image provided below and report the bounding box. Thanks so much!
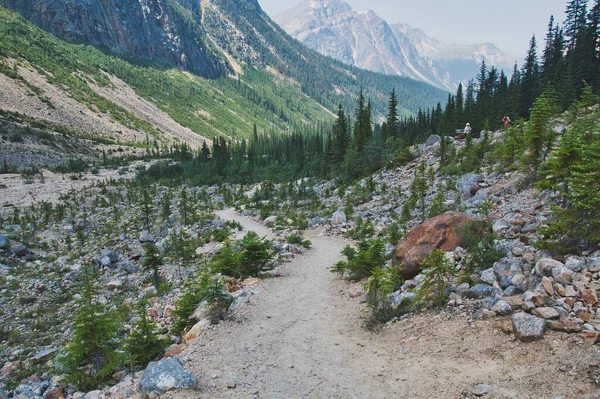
[287,233,312,248]
[172,272,231,333]
[332,239,385,281]
[59,268,120,390]
[412,249,457,308]
[456,221,503,274]
[125,301,169,368]
[363,266,402,309]
[210,231,275,278]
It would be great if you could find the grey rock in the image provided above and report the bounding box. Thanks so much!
[424,135,441,146]
[9,244,29,257]
[100,249,118,263]
[521,221,541,233]
[463,191,487,211]
[465,284,495,299]
[532,307,560,319]
[480,268,497,285]
[30,347,59,364]
[138,358,198,397]
[492,300,513,316]
[379,291,417,311]
[331,210,347,225]
[535,258,564,277]
[456,173,481,199]
[492,219,511,234]
[117,261,141,274]
[564,256,585,272]
[384,243,395,258]
[0,235,9,249]
[139,231,155,243]
[100,256,112,268]
[472,384,493,396]
[512,312,546,342]
[263,216,277,227]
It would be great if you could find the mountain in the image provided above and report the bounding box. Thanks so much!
[392,23,516,85]
[274,0,515,91]
[0,0,447,158]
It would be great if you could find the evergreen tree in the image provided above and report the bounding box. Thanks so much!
[142,242,163,293]
[140,189,153,232]
[520,35,541,118]
[60,267,120,390]
[522,92,557,176]
[386,89,399,139]
[125,301,168,368]
[331,105,349,166]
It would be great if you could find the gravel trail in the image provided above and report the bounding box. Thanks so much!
[162,210,600,399]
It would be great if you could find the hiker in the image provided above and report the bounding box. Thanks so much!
[464,122,472,135]
[502,116,512,128]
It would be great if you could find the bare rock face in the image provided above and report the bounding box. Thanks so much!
[391,212,473,279]
[0,0,225,78]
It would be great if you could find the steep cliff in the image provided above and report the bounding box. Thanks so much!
[0,0,226,78]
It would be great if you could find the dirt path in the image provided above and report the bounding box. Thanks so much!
[162,210,600,399]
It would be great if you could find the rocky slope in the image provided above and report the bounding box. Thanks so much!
[275,0,515,91]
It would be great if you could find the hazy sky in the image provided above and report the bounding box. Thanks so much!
[258,0,589,57]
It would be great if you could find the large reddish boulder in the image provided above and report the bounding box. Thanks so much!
[392,212,474,280]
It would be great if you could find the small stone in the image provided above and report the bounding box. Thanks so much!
[554,283,566,297]
[522,301,536,312]
[491,300,512,316]
[512,247,524,257]
[581,332,600,345]
[480,268,497,285]
[184,319,211,343]
[582,289,598,305]
[501,296,524,310]
[242,278,260,287]
[532,307,560,320]
[576,309,593,322]
[138,358,198,396]
[565,286,577,297]
[499,320,514,334]
[535,258,564,276]
[226,379,237,389]
[542,277,555,296]
[466,284,495,299]
[547,318,582,333]
[263,216,277,226]
[472,384,493,396]
[512,312,546,342]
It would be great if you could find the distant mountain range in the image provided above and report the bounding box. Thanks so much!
[275,0,516,91]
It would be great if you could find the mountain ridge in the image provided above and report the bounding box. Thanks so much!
[275,0,515,91]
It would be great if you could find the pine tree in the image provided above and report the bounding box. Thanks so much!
[60,267,120,390]
[522,92,557,176]
[142,242,163,293]
[386,89,399,139]
[125,301,168,368]
[520,35,541,118]
[412,249,457,308]
[140,189,153,232]
[331,105,349,166]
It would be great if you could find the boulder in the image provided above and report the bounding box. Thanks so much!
[512,312,546,342]
[424,135,441,147]
[10,244,29,257]
[139,231,155,243]
[391,213,474,279]
[100,249,118,264]
[138,358,198,398]
[491,300,512,316]
[0,235,9,249]
[535,258,564,277]
[331,210,347,226]
[456,174,481,199]
[532,307,560,319]
[263,216,277,227]
[465,284,496,299]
